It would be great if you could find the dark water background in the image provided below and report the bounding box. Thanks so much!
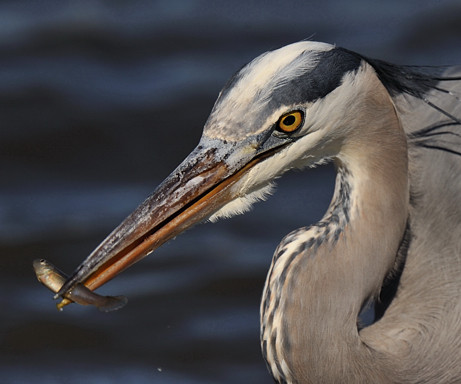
[1,1,461,383]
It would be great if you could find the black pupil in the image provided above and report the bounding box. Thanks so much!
[283,115,296,126]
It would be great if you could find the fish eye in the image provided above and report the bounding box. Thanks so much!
[276,110,304,133]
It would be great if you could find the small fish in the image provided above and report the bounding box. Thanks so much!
[33,259,127,312]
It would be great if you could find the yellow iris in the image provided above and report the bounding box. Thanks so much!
[277,111,303,133]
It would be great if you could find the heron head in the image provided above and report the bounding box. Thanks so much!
[57,41,382,297]
[198,40,372,220]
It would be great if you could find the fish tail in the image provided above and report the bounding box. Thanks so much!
[97,295,128,312]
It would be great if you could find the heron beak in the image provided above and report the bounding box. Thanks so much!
[56,141,271,300]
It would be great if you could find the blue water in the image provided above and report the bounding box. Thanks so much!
[1,1,461,383]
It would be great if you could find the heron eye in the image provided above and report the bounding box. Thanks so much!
[277,110,304,133]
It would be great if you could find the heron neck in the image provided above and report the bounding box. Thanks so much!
[261,95,409,383]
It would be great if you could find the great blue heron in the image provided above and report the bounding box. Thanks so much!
[54,41,461,383]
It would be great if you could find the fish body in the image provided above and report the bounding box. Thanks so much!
[33,259,127,312]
